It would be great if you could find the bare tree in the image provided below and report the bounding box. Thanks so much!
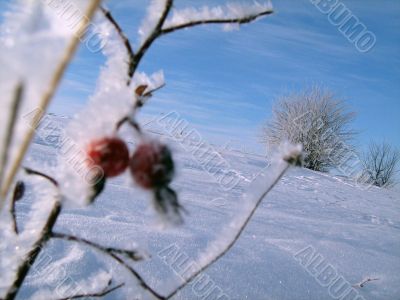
[261,86,356,172]
[361,142,399,188]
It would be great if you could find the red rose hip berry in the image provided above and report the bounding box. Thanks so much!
[86,137,129,178]
[130,142,174,189]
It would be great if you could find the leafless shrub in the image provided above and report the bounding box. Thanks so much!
[361,141,399,188]
[261,86,356,172]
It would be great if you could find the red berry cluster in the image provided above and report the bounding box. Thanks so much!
[86,136,182,222]
[86,137,173,188]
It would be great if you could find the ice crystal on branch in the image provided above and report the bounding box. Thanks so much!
[138,0,170,43]
[163,1,273,30]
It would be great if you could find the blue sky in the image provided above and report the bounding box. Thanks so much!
[1,0,399,154]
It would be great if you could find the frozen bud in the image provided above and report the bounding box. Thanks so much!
[13,181,25,202]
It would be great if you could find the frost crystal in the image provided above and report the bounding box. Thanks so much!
[138,0,169,44]
[163,1,273,29]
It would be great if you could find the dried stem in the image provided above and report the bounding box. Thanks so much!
[164,162,290,299]
[57,280,125,300]
[0,0,102,209]
[52,232,165,300]
[0,83,24,194]
[160,9,274,35]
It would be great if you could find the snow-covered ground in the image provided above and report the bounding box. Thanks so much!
[7,115,400,300]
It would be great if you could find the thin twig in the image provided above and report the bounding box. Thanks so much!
[0,83,24,193]
[51,232,146,261]
[160,9,274,35]
[352,277,379,288]
[100,6,136,82]
[164,162,290,299]
[129,0,173,79]
[143,83,166,97]
[0,0,102,210]
[116,116,142,135]
[52,232,165,300]
[24,167,59,188]
[57,280,125,300]
[128,2,273,80]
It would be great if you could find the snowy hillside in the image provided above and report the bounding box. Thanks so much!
[10,115,400,299]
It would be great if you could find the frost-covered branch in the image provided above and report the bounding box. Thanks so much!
[100,1,273,84]
[161,4,273,35]
[129,0,173,79]
[163,149,300,299]
[100,6,136,81]
[56,280,124,300]
[131,1,273,78]
[51,232,146,262]
[52,232,165,300]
